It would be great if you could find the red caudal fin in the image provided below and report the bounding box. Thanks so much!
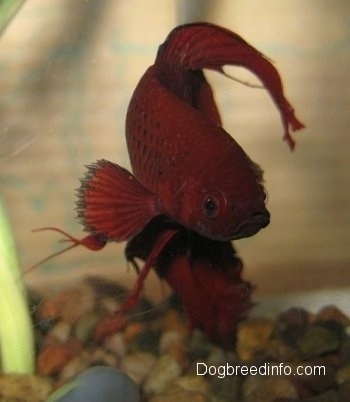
[77,159,161,242]
[27,227,107,273]
[156,22,304,149]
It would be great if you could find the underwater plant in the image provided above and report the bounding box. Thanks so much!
[0,200,34,373]
[0,0,34,375]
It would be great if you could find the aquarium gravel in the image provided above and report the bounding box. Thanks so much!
[0,277,349,401]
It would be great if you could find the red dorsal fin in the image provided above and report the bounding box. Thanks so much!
[77,159,160,241]
[156,22,305,149]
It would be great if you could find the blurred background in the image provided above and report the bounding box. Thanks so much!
[1,0,349,313]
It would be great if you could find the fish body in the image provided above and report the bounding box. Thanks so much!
[126,67,268,240]
[78,22,304,243]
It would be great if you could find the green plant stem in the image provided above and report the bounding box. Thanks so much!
[0,200,34,374]
[0,0,26,36]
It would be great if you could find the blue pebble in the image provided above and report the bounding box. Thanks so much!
[47,366,140,402]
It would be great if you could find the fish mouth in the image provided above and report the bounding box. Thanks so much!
[231,211,270,240]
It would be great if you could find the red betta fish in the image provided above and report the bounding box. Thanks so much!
[33,23,304,341]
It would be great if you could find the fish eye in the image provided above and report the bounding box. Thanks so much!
[202,195,219,219]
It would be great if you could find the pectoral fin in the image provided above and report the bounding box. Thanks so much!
[77,159,160,241]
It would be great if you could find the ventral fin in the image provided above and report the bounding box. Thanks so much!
[77,159,160,241]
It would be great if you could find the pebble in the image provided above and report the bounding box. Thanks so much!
[274,307,310,347]
[73,310,102,342]
[38,283,95,324]
[243,375,298,402]
[99,296,122,314]
[88,347,119,367]
[104,332,128,357]
[58,354,90,382]
[346,325,350,336]
[161,309,189,338]
[302,389,339,402]
[264,338,298,362]
[127,296,157,323]
[335,364,350,385]
[37,338,83,376]
[0,374,52,402]
[48,321,72,343]
[340,335,350,365]
[159,330,188,366]
[143,354,182,395]
[158,330,183,352]
[303,359,337,393]
[123,321,147,343]
[270,399,299,402]
[129,328,160,354]
[339,381,350,401]
[210,374,240,401]
[315,305,350,326]
[205,346,227,366]
[236,318,274,361]
[120,352,157,384]
[149,388,208,402]
[186,330,213,360]
[172,375,210,394]
[297,324,341,359]
[47,366,140,402]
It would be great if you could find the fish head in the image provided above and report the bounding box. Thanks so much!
[170,154,270,241]
[198,189,270,241]
[192,190,269,241]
